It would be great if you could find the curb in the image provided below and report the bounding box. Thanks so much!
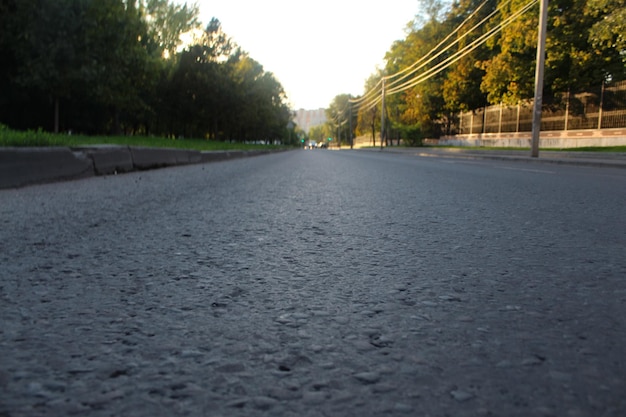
[358,147,626,169]
[0,147,94,189]
[0,146,282,189]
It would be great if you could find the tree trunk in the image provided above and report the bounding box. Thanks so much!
[112,107,122,136]
[54,97,60,133]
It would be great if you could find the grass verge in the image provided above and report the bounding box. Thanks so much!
[547,146,626,152]
[422,145,626,152]
[0,125,285,151]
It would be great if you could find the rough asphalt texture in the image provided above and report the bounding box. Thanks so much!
[1,150,625,416]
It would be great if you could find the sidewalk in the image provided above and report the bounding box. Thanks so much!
[363,146,626,169]
[0,146,277,189]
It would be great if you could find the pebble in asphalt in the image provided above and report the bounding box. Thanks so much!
[1,149,625,416]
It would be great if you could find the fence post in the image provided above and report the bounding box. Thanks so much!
[564,90,570,131]
[516,102,521,133]
[598,80,605,129]
[470,111,474,134]
[498,102,503,133]
[482,106,487,134]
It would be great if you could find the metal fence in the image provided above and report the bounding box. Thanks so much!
[451,80,626,135]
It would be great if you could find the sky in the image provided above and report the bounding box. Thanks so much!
[189,0,419,110]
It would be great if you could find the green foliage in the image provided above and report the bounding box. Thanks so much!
[326,94,354,146]
[143,0,200,58]
[0,124,64,147]
[0,0,293,144]
[0,124,282,150]
[478,0,540,104]
[346,0,626,141]
[585,0,626,53]
[354,72,383,145]
[395,123,425,147]
[307,124,337,146]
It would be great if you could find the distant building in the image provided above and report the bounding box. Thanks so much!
[294,108,327,133]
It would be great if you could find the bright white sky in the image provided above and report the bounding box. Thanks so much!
[190,0,419,110]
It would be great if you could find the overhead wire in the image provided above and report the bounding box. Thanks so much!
[386,0,538,96]
[350,0,537,112]
[350,0,496,107]
[349,78,383,106]
[384,0,495,91]
[329,100,351,125]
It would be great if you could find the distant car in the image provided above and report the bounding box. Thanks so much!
[318,143,327,149]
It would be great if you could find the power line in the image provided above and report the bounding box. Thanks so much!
[384,0,497,91]
[350,0,537,112]
[386,0,538,96]
[350,0,497,107]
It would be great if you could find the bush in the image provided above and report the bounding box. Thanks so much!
[397,124,425,147]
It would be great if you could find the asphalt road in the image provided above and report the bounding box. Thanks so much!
[1,149,625,417]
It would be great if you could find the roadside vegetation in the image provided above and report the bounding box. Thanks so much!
[323,0,625,147]
[0,1,298,145]
[424,144,626,152]
[544,146,626,153]
[1,0,624,149]
[0,125,283,151]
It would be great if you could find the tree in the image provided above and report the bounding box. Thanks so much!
[142,0,200,59]
[161,19,291,143]
[82,0,157,134]
[0,0,158,134]
[326,94,352,147]
[383,15,448,138]
[308,125,328,144]
[347,0,626,140]
[254,72,292,143]
[480,0,626,105]
[159,18,233,139]
[5,0,91,132]
[355,72,384,146]
[545,0,625,94]
[584,0,626,82]
[478,0,540,104]
[0,1,293,143]
[585,0,626,55]
[0,0,29,128]
[442,0,496,112]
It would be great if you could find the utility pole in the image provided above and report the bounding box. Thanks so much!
[530,0,548,157]
[349,100,353,149]
[380,78,386,150]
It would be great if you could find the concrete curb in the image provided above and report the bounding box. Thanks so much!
[358,147,626,169]
[0,146,283,189]
[73,145,135,175]
[0,147,94,189]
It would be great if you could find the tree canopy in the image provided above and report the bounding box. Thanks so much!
[0,0,295,144]
[347,0,625,139]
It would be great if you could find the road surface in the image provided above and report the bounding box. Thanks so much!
[1,149,625,416]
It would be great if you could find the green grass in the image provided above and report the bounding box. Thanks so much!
[423,145,529,151]
[2,125,623,153]
[545,146,626,152]
[0,125,285,151]
[423,144,626,152]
